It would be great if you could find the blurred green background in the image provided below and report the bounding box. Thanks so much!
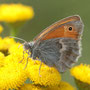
[1,0,90,88]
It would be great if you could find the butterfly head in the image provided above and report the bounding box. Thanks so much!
[23,41,34,52]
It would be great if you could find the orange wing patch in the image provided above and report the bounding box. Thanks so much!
[34,15,80,41]
[40,25,78,41]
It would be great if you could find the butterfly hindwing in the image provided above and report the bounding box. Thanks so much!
[32,37,80,72]
[55,38,80,72]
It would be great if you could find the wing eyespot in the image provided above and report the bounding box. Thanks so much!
[68,26,73,31]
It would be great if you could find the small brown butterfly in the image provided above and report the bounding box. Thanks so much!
[22,15,84,72]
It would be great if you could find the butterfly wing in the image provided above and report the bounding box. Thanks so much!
[55,38,80,72]
[32,38,80,72]
[34,15,83,42]
[31,15,84,72]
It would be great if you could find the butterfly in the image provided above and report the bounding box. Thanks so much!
[23,15,84,72]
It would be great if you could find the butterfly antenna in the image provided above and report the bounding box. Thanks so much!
[10,36,27,42]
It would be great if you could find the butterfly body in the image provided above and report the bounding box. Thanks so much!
[23,15,84,72]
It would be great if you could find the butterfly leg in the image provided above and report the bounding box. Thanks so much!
[19,50,25,63]
[18,44,22,48]
[39,61,42,77]
[23,50,31,69]
[24,55,29,69]
[18,44,25,63]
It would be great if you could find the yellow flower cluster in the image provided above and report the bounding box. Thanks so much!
[0,59,27,90]
[26,60,61,86]
[0,36,75,89]
[0,4,34,23]
[0,38,27,89]
[20,81,75,90]
[9,43,61,86]
[71,64,90,84]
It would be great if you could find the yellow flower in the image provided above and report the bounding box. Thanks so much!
[0,52,5,66]
[0,36,61,89]
[26,59,61,86]
[48,81,75,90]
[3,42,61,88]
[19,84,44,90]
[0,37,16,55]
[9,43,61,86]
[70,64,90,84]
[20,81,75,90]
[0,56,27,90]
[0,40,28,89]
[9,42,23,55]
[0,25,3,33]
[9,43,29,64]
[0,4,34,23]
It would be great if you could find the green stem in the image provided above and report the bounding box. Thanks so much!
[5,21,25,37]
[10,28,19,37]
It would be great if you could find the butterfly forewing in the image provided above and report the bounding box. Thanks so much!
[33,15,82,42]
